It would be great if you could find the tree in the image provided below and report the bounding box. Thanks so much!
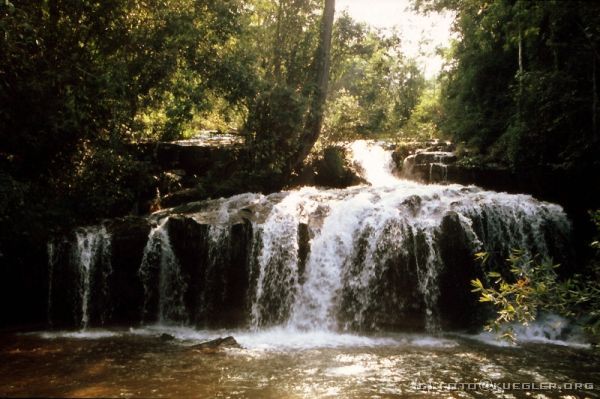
[424,0,600,168]
[290,0,336,172]
[242,0,335,188]
[0,0,255,237]
[322,12,426,142]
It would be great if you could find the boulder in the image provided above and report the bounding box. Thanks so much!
[190,336,241,353]
[159,333,176,342]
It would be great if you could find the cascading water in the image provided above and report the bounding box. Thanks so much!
[250,141,570,332]
[428,152,452,183]
[250,193,304,327]
[72,226,111,329]
[45,141,571,334]
[349,140,398,186]
[139,218,187,324]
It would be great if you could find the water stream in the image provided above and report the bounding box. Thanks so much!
[72,226,112,329]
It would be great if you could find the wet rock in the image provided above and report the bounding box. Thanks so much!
[190,336,241,352]
[105,217,151,325]
[437,212,486,331]
[338,221,427,332]
[159,333,176,342]
[166,216,253,328]
[297,223,310,285]
[402,195,422,217]
[402,152,457,182]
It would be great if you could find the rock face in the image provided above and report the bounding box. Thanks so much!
[436,212,486,331]
[46,217,151,328]
[132,140,242,177]
[394,140,457,183]
[166,216,253,328]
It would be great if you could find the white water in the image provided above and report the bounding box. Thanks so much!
[48,141,572,339]
[215,142,563,334]
[250,191,315,327]
[34,319,589,350]
[349,140,398,186]
[72,226,111,329]
[33,325,457,350]
[139,218,187,324]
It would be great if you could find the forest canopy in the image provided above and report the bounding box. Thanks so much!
[1,0,599,244]
[417,0,600,169]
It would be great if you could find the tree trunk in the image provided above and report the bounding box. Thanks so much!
[289,0,335,173]
[594,54,598,138]
[273,0,284,82]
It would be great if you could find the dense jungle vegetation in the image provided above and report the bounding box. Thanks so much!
[1,0,599,278]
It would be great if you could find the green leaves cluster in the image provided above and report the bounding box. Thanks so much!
[243,85,308,190]
[322,12,426,142]
[427,0,600,168]
[0,0,256,249]
[472,228,600,343]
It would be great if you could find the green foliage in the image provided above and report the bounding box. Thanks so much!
[323,12,426,141]
[243,85,307,189]
[0,0,251,165]
[60,142,154,220]
[401,84,444,140]
[0,0,258,251]
[472,240,600,343]
[246,0,321,88]
[432,0,600,168]
[322,89,365,143]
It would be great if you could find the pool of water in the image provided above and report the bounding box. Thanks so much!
[0,327,598,398]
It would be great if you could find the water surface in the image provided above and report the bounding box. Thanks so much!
[1,327,598,398]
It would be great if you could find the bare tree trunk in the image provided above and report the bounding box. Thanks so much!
[289,0,335,173]
[594,55,598,138]
[273,0,284,82]
[578,23,600,139]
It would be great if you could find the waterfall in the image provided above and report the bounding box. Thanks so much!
[44,141,572,333]
[349,140,397,186]
[139,218,188,324]
[72,226,111,329]
[429,153,450,183]
[250,190,317,327]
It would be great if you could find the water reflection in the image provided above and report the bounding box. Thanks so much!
[1,328,598,398]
